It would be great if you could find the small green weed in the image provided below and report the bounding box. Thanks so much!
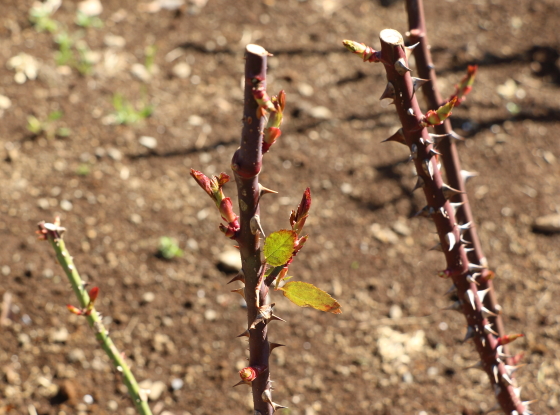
[112,94,154,125]
[75,11,103,28]
[29,1,59,33]
[158,237,184,260]
[27,111,71,139]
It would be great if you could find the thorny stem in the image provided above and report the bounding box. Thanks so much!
[377,29,526,414]
[37,221,153,415]
[405,0,509,351]
[231,44,273,415]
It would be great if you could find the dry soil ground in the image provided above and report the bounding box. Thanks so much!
[1,0,560,414]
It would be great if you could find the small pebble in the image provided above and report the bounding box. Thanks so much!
[533,214,560,233]
[104,34,126,48]
[131,64,151,83]
[308,106,332,119]
[172,62,191,79]
[49,327,69,343]
[389,304,403,319]
[83,394,94,404]
[142,292,155,303]
[78,0,103,16]
[107,148,122,161]
[0,95,12,110]
[139,136,157,149]
[60,200,73,211]
[204,309,217,321]
[148,380,166,400]
[171,378,184,391]
[217,250,242,272]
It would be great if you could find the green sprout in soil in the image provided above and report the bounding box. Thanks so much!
[75,11,103,29]
[29,0,59,33]
[157,237,183,259]
[54,31,74,66]
[27,110,71,139]
[76,163,91,176]
[112,93,154,125]
[74,40,94,75]
[144,45,157,73]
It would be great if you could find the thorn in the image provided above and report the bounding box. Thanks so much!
[233,380,252,387]
[410,144,418,160]
[502,372,514,385]
[494,383,502,397]
[443,300,462,313]
[414,205,435,218]
[504,364,526,376]
[443,283,456,296]
[464,289,476,310]
[441,183,464,200]
[450,202,464,214]
[463,325,476,342]
[429,133,452,146]
[407,108,415,116]
[465,360,484,370]
[228,270,246,284]
[428,148,442,157]
[458,222,473,233]
[395,57,412,76]
[412,77,430,94]
[269,342,285,355]
[381,128,406,145]
[468,263,486,272]
[405,42,419,59]
[496,346,511,359]
[477,288,491,303]
[439,207,449,219]
[481,307,497,319]
[379,82,396,101]
[466,273,480,285]
[412,176,425,192]
[429,242,442,252]
[484,324,499,336]
[449,130,464,141]
[464,247,475,253]
[270,314,286,323]
[461,170,479,184]
[445,232,456,251]
[496,333,524,346]
[259,184,279,196]
[250,214,265,237]
[261,389,288,413]
[492,365,499,383]
[422,159,434,179]
[513,387,522,399]
[237,330,250,338]
[231,287,246,299]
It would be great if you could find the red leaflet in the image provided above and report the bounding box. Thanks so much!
[67,304,83,315]
[496,333,524,346]
[88,286,99,303]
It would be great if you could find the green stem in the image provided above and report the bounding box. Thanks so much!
[39,222,153,415]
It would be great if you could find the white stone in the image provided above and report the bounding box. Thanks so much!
[139,136,157,149]
[78,0,103,16]
[217,250,242,272]
[172,62,191,79]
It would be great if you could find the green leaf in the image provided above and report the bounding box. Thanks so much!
[263,230,296,266]
[279,281,342,314]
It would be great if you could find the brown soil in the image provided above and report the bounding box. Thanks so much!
[1,0,559,414]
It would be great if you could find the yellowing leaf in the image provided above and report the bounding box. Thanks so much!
[263,230,296,267]
[280,281,342,314]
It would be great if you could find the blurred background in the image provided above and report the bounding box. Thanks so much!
[1,0,559,414]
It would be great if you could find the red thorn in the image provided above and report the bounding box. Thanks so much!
[496,333,524,346]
